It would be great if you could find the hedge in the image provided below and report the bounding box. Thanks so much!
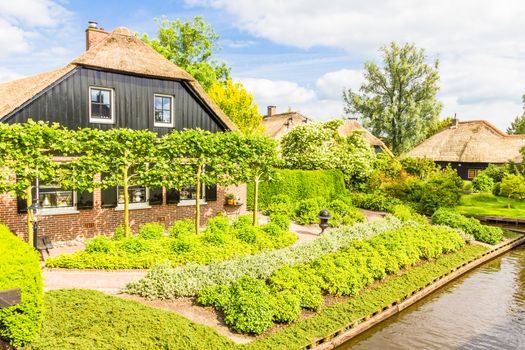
[0,225,44,347]
[247,169,347,210]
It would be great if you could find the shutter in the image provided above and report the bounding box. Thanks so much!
[149,188,163,205]
[16,175,35,214]
[205,184,217,202]
[100,173,118,208]
[166,189,180,204]
[76,190,94,209]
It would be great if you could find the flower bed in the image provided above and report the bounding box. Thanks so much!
[45,216,297,270]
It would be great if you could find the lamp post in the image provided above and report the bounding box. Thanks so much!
[317,209,332,234]
[28,178,41,248]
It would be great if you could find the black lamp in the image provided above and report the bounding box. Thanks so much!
[317,209,332,234]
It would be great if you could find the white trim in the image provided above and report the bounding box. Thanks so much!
[153,93,174,127]
[89,86,115,124]
[115,203,152,211]
[177,199,207,207]
[41,208,80,216]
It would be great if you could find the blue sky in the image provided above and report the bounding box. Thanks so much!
[1,0,525,130]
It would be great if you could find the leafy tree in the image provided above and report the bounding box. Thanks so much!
[401,157,440,179]
[426,117,454,138]
[142,16,230,91]
[343,42,442,155]
[0,121,68,243]
[499,174,525,208]
[507,95,525,134]
[208,80,264,135]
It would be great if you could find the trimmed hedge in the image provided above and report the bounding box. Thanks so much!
[431,208,503,244]
[0,225,44,347]
[247,169,347,211]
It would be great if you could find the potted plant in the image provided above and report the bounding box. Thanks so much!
[226,193,236,205]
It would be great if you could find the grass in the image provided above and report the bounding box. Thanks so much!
[31,244,488,350]
[457,193,525,219]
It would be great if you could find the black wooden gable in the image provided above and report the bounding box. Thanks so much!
[3,67,226,134]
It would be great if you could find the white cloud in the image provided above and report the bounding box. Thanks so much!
[0,67,24,82]
[188,0,525,130]
[315,69,363,99]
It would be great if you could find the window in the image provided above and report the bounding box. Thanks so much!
[117,186,150,209]
[178,184,206,205]
[39,185,78,215]
[467,169,479,179]
[89,87,114,124]
[154,94,174,127]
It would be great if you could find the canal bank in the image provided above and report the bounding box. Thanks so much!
[309,234,525,350]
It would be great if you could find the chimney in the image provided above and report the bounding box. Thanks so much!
[450,113,459,129]
[85,21,109,50]
[266,105,276,119]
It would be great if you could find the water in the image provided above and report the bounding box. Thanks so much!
[339,244,525,350]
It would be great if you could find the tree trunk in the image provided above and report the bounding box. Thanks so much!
[508,195,511,209]
[195,165,202,234]
[252,176,260,226]
[26,186,33,246]
[123,166,130,237]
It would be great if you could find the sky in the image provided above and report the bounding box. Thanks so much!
[1,0,525,131]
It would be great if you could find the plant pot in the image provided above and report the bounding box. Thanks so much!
[227,199,235,205]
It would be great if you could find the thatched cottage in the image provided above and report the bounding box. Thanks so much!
[406,119,525,179]
[262,106,392,155]
[0,23,244,241]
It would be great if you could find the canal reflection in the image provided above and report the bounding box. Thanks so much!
[339,244,525,350]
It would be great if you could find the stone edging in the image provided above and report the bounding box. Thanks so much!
[306,235,525,350]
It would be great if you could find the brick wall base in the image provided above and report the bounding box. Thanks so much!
[0,185,246,242]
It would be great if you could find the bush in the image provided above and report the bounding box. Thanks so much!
[418,168,463,214]
[432,208,503,244]
[233,215,253,229]
[352,192,402,212]
[295,197,324,225]
[223,277,274,334]
[262,194,295,217]
[272,291,301,323]
[85,236,112,253]
[401,157,439,179]
[206,214,231,235]
[472,173,494,193]
[269,214,291,231]
[113,224,127,240]
[261,222,283,237]
[171,235,195,253]
[138,222,164,240]
[120,237,149,253]
[235,225,257,244]
[247,169,347,211]
[196,285,231,309]
[0,225,43,346]
[327,199,365,227]
[203,229,226,246]
[168,219,194,238]
[391,204,428,225]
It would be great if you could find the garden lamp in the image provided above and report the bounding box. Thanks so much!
[317,209,332,234]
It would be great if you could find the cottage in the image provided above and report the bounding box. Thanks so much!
[261,106,392,155]
[405,119,525,179]
[0,23,245,241]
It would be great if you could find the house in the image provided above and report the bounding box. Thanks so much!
[261,106,392,155]
[405,119,525,179]
[0,23,245,241]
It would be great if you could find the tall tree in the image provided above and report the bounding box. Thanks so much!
[208,80,264,135]
[507,95,525,134]
[343,42,442,155]
[142,16,230,91]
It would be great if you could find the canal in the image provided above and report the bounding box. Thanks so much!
[339,244,525,349]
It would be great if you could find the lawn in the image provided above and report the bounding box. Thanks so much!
[30,244,488,350]
[456,193,525,218]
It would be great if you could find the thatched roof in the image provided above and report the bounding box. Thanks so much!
[261,111,311,140]
[0,28,238,131]
[406,120,525,163]
[337,120,393,156]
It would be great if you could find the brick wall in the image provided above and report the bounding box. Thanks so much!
[0,184,246,242]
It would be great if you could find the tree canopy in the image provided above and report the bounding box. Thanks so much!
[343,42,442,155]
[142,16,230,91]
[507,95,525,134]
[208,80,264,135]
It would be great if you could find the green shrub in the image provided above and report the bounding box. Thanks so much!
[392,204,428,225]
[85,236,112,253]
[261,222,283,237]
[328,200,366,227]
[269,265,323,311]
[235,225,257,244]
[168,219,194,238]
[248,169,347,211]
[472,173,494,193]
[262,202,295,217]
[223,277,274,334]
[233,215,253,229]
[113,224,127,240]
[295,197,324,225]
[203,229,226,246]
[418,168,463,214]
[197,285,231,309]
[432,208,503,244]
[120,237,149,253]
[138,222,164,240]
[206,214,231,234]
[272,291,301,323]
[171,235,195,253]
[480,164,507,183]
[401,157,439,179]
[352,192,402,212]
[0,225,43,347]
[269,214,291,231]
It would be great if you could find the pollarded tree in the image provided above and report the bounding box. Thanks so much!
[0,121,68,243]
[208,80,264,135]
[73,128,158,237]
[343,42,442,155]
[142,16,230,91]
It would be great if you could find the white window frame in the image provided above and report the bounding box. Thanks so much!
[89,86,115,124]
[39,185,79,216]
[177,183,207,206]
[153,93,175,127]
[115,186,152,211]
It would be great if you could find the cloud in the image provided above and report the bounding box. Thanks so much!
[315,69,363,99]
[0,67,24,82]
[220,39,257,49]
[188,0,525,130]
